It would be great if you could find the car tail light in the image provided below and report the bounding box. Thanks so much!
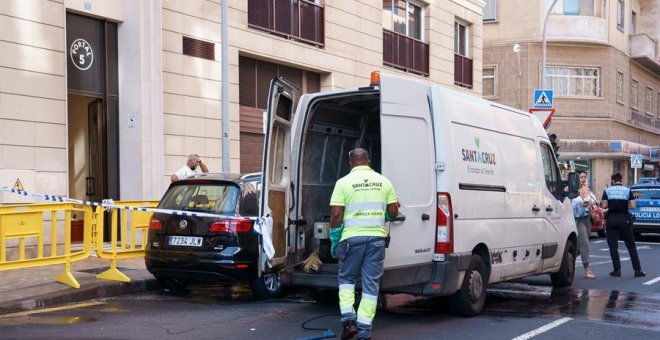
[435,192,453,255]
[209,219,254,233]
[149,217,162,230]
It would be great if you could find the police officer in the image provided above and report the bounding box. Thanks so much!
[601,173,646,277]
[330,148,398,340]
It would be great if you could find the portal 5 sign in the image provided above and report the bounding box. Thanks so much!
[70,38,94,71]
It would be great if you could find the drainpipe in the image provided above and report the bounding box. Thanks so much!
[221,0,230,172]
[541,0,558,88]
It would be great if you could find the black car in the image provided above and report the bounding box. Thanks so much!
[145,173,282,298]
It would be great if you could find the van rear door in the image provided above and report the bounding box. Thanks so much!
[259,78,299,268]
[379,73,436,268]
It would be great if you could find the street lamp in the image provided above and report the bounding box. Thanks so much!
[541,0,558,89]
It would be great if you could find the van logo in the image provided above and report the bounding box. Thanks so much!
[179,220,188,229]
[475,137,480,148]
[364,179,368,183]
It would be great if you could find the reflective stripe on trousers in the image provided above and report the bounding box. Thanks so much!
[337,236,386,339]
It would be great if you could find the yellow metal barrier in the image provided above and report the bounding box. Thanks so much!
[94,201,158,283]
[0,203,93,288]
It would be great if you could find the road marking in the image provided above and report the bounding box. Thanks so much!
[0,301,105,319]
[588,257,629,266]
[643,276,660,286]
[511,317,573,340]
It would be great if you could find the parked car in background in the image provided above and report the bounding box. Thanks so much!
[630,180,660,237]
[144,173,283,298]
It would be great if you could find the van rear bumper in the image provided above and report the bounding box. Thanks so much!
[282,253,466,297]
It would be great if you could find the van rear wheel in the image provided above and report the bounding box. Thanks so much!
[450,255,487,317]
[550,240,575,288]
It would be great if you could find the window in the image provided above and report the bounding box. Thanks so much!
[455,21,469,57]
[382,1,429,75]
[182,36,215,61]
[645,87,653,115]
[616,71,624,104]
[454,20,472,88]
[631,79,638,109]
[617,0,625,30]
[483,0,497,21]
[564,0,580,15]
[544,66,601,97]
[552,0,604,17]
[483,66,496,97]
[384,0,422,40]
[541,143,562,200]
[247,0,325,46]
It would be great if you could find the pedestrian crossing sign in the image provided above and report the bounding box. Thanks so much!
[533,89,554,108]
[631,154,643,169]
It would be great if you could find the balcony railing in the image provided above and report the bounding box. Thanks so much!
[248,0,324,47]
[383,29,429,76]
[454,54,473,88]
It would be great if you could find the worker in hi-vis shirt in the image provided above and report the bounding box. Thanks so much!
[330,148,398,340]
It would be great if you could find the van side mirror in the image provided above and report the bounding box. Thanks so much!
[566,172,580,199]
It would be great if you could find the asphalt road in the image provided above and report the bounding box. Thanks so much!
[1,235,659,340]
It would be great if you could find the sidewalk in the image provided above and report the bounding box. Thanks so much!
[0,256,159,315]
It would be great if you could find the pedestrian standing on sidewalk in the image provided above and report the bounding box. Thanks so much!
[601,173,646,277]
[572,186,596,279]
[330,148,398,340]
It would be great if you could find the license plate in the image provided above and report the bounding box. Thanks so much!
[169,236,203,247]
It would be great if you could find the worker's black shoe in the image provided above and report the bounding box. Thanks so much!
[634,270,646,277]
[341,321,358,340]
[609,270,621,277]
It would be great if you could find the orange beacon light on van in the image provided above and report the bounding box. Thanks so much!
[370,71,381,86]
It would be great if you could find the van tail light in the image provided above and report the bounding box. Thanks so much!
[435,192,454,255]
[149,217,162,230]
[209,219,254,233]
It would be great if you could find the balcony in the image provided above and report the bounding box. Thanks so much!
[630,34,660,74]
[454,54,473,88]
[248,0,324,47]
[383,29,429,76]
[546,15,608,45]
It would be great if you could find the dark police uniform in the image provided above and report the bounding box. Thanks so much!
[602,183,642,273]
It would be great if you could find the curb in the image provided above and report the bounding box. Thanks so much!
[0,278,160,315]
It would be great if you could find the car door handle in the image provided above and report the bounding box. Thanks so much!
[391,214,406,222]
[421,213,430,221]
[532,205,541,212]
[546,205,554,212]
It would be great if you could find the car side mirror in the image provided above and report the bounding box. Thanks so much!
[567,172,580,199]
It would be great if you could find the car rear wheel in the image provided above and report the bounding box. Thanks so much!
[250,271,284,299]
[158,277,189,292]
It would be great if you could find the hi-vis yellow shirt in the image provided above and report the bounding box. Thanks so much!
[330,165,398,241]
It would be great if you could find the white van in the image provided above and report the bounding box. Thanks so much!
[257,72,579,316]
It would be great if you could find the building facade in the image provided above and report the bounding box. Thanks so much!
[0,0,486,205]
[483,0,660,194]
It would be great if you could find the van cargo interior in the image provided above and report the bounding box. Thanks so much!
[298,92,381,259]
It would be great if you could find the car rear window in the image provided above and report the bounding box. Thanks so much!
[632,187,660,200]
[160,183,241,215]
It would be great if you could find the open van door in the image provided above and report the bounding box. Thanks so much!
[259,78,299,269]
[379,74,436,269]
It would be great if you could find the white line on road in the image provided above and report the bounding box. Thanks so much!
[511,317,573,340]
[643,276,660,286]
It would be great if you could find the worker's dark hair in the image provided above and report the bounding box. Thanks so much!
[576,170,586,175]
[611,173,622,181]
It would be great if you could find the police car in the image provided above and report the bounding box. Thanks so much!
[630,178,660,236]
